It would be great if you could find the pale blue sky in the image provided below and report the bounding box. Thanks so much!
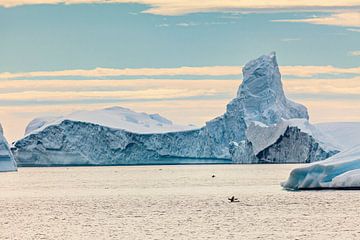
[0,2,359,141]
[1,3,359,72]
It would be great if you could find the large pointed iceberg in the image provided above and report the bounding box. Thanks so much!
[13,52,338,166]
[0,124,17,172]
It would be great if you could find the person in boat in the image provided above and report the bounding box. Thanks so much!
[228,196,239,202]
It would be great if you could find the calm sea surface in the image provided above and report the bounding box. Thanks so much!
[1,164,360,239]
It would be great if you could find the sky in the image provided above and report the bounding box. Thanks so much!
[0,0,359,141]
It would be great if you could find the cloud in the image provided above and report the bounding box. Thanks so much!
[0,79,238,98]
[349,50,360,56]
[272,12,360,27]
[0,77,359,142]
[1,65,359,80]
[280,65,360,77]
[164,21,236,28]
[283,76,360,95]
[0,79,238,92]
[347,28,360,32]
[156,23,170,27]
[280,38,301,42]
[176,22,199,27]
[0,77,359,104]
[0,0,359,16]
[0,88,221,102]
[0,66,241,79]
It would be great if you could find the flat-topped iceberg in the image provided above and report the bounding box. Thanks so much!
[13,52,338,166]
[25,106,196,135]
[282,145,360,190]
[0,124,17,172]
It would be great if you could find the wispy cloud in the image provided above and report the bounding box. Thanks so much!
[1,1,359,16]
[348,50,360,56]
[0,79,238,95]
[347,28,360,32]
[175,21,235,27]
[0,66,242,79]
[284,76,360,95]
[0,88,221,102]
[176,22,199,27]
[280,65,360,77]
[272,12,360,27]
[1,65,359,80]
[156,23,170,27]
[281,38,301,42]
[0,77,359,141]
[1,77,358,102]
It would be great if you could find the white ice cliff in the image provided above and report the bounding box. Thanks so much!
[282,145,360,190]
[0,124,17,172]
[282,123,360,189]
[25,107,196,135]
[13,52,338,166]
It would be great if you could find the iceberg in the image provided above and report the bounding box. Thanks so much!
[245,118,338,163]
[13,52,338,166]
[281,122,360,190]
[282,145,360,190]
[0,124,17,172]
[25,106,197,135]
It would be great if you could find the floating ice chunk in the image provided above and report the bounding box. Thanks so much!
[282,145,360,190]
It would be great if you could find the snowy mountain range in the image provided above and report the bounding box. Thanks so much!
[12,52,340,167]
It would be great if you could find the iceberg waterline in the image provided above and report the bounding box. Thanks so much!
[282,145,360,190]
[282,123,360,190]
[13,52,339,166]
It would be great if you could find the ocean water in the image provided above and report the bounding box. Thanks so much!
[1,164,360,240]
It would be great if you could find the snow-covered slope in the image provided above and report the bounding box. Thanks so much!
[282,145,360,190]
[25,107,196,135]
[13,52,337,166]
[314,122,360,150]
[0,124,17,172]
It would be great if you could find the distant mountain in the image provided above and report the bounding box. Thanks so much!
[314,122,360,150]
[13,53,338,166]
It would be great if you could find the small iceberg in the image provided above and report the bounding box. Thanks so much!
[282,145,360,190]
[0,124,17,172]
